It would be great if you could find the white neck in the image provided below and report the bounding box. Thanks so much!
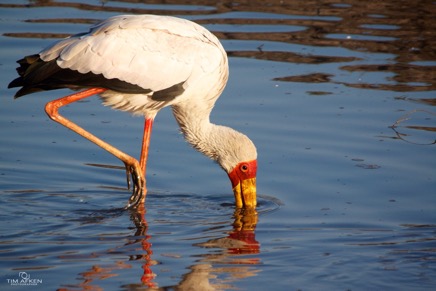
[172,104,221,160]
[171,104,253,173]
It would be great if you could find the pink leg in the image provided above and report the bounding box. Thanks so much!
[139,118,154,178]
[44,88,145,208]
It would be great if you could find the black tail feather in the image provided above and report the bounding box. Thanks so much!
[9,54,152,98]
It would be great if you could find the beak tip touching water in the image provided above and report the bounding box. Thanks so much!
[233,177,257,208]
[228,160,258,208]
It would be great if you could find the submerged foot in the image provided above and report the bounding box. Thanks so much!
[124,161,146,209]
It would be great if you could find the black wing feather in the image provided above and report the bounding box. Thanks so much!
[8,54,152,98]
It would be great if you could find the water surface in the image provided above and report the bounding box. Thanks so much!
[0,1,435,290]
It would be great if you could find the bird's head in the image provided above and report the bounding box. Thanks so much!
[228,159,257,208]
[174,118,257,208]
[215,129,257,208]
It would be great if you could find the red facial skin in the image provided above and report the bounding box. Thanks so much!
[228,160,257,208]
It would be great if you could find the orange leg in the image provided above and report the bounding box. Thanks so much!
[139,118,154,178]
[44,88,145,208]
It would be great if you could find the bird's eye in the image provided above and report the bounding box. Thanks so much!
[240,164,249,172]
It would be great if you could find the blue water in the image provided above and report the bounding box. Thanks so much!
[0,1,435,290]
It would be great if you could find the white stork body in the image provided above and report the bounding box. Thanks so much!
[9,15,257,208]
[42,15,225,117]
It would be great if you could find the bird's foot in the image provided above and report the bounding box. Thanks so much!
[124,161,146,209]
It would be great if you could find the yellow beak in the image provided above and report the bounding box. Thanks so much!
[233,177,257,208]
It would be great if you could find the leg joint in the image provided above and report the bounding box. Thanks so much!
[45,101,59,121]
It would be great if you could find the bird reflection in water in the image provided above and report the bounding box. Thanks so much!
[59,205,260,290]
[196,207,260,256]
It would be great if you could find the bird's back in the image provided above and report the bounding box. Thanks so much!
[9,14,229,116]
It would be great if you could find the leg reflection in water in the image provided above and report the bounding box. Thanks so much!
[127,204,157,288]
[58,204,260,290]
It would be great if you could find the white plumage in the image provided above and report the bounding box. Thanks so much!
[40,15,224,108]
[9,14,258,208]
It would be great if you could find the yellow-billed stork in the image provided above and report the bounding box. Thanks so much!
[9,15,257,209]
